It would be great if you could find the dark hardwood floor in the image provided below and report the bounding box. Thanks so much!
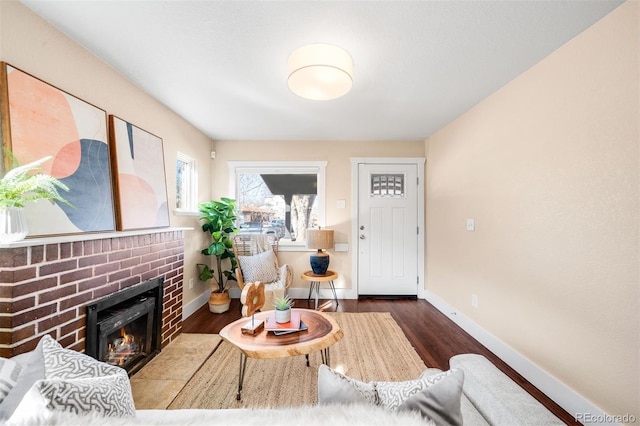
[182,297,578,425]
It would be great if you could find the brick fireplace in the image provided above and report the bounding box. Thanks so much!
[0,229,185,358]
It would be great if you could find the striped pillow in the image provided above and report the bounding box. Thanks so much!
[0,358,23,405]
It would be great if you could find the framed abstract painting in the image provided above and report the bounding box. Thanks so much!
[0,63,116,236]
[109,116,170,230]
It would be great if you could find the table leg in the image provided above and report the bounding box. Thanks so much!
[307,281,313,303]
[328,280,339,307]
[314,281,319,310]
[237,353,248,400]
[320,347,330,365]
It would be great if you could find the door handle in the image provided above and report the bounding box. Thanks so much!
[360,234,365,239]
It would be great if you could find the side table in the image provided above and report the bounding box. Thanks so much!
[301,270,339,310]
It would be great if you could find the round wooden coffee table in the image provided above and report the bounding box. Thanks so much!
[219,308,343,400]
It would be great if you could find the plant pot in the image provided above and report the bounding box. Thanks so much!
[0,207,28,243]
[275,308,291,324]
[208,291,231,314]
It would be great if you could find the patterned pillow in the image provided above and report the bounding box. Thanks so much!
[9,335,135,422]
[376,368,457,409]
[317,364,379,405]
[0,358,22,405]
[397,370,464,426]
[0,338,46,421]
[239,250,279,283]
[317,365,464,426]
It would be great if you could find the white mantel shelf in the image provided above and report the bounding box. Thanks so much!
[0,227,193,249]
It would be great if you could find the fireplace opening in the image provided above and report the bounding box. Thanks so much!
[86,278,163,376]
[100,296,155,369]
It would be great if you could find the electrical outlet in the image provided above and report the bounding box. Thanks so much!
[188,278,194,289]
[471,294,478,308]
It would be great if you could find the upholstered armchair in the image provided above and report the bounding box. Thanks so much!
[232,234,293,311]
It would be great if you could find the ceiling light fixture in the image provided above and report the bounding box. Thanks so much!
[287,43,353,101]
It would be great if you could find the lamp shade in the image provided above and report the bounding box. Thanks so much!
[306,228,334,250]
[287,43,353,101]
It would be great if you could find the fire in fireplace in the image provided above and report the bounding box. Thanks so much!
[108,327,142,368]
[86,278,163,376]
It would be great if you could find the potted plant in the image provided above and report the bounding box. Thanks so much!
[198,197,238,313]
[273,294,294,323]
[0,153,71,243]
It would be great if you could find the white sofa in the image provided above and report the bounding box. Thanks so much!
[443,354,564,425]
[0,335,564,425]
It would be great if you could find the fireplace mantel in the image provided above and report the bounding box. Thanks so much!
[0,228,189,358]
[0,227,192,249]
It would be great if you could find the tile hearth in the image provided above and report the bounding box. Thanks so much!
[130,333,221,409]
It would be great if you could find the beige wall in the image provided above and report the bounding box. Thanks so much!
[425,1,638,418]
[0,1,213,307]
[210,140,425,291]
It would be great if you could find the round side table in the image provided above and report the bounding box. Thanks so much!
[300,270,339,310]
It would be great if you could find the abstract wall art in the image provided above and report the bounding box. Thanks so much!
[109,116,170,230]
[0,63,116,236]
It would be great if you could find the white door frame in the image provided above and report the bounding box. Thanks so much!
[349,157,426,299]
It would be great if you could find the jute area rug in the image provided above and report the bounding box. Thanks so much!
[168,312,427,410]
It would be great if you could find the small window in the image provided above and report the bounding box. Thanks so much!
[176,153,197,212]
[371,173,404,197]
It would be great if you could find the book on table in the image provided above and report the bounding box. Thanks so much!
[264,311,302,333]
[273,320,308,336]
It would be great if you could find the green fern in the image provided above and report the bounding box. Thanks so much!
[0,155,72,208]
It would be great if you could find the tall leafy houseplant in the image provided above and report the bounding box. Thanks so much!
[0,154,71,242]
[198,198,238,313]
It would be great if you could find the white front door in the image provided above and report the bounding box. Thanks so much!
[357,163,419,296]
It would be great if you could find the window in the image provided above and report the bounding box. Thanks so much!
[228,161,327,248]
[176,153,198,213]
[371,173,405,197]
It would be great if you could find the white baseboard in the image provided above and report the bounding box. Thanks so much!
[287,287,350,301]
[182,289,210,320]
[424,290,620,426]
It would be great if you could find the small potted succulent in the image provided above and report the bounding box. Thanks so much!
[273,294,294,323]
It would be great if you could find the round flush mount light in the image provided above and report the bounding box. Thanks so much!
[287,43,353,101]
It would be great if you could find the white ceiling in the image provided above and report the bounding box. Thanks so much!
[21,0,623,142]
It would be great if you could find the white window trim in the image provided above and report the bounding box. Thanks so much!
[174,152,199,215]
[228,161,327,251]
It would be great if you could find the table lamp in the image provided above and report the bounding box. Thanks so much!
[306,228,334,275]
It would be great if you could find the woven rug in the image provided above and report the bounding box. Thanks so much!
[168,312,427,410]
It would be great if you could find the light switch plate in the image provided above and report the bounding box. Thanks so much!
[466,218,475,231]
[334,243,349,252]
